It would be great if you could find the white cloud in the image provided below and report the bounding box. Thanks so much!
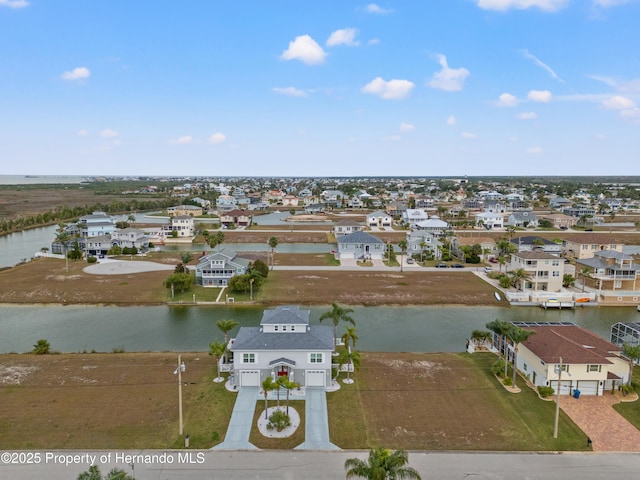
[76,129,89,136]
[602,95,635,110]
[521,50,564,83]
[462,132,477,139]
[368,38,380,45]
[446,115,457,126]
[365,3,393,14]
[528,90,552,102]
[399,122,415,131]
[61,67,91,81]
[516,112,538,120]
[176,136,193,144]
[428,54,470,92]
[527,146,543,154]
[588,75,640,93]
[476,0,568,11]
[362,77,415,100]
[593,0,634,7]
[209,132,227,144]
[327,28,359,47]
[100,129,118,138]
[273,86,307,97]
[0,0,29,8]
[280,35,327,65]
[496,93,519,107]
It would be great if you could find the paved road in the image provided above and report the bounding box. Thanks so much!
[2,451,640,479]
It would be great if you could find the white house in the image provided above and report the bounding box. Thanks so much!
[508,252,565,292]
[366,210,392,228]
[510,322,628,396]
[475,211,504,229]
[414,216,449,236]
[402,209,429,228]
[229,306,334,388]
[78,211,116,238]
[333,219,364,237]
[162,215,195,238]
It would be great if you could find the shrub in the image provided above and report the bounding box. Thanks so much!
[502,377,513,386]
[491,359,505,377]
[33,339,51,355]
[267,409,291,432]
[498,275,512,288]
[538,386,555,397]
[87,256,97,264]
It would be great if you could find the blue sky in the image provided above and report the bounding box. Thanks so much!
[1,0,639,177]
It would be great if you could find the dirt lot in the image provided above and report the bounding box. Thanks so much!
[0,256,499,306]
[259,270,498,306]
[223,231,330,243]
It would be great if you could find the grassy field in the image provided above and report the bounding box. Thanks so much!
[0,351,591,451]
[0,256,499,306]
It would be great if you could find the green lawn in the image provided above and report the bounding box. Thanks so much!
[612,368,640,428]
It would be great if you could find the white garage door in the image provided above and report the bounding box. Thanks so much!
[576,381,599,396]
[552,380,573,395]
[240,370,260,387]
[306,370,326,387]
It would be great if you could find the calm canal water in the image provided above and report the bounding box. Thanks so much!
[1,304,637,355]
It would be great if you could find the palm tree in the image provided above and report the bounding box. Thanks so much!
[55,223,71,272]
[208,339,227,382]
[506,225,517,240]
[507,268,531,291]
[579,266,593,293]
[77,465,133,480]
[261,377,277,419]
[419,241,427,262]
[341,325,358,349]
[319,302,355,346]
[470,329,491,349]
[506,326,535,387]
[344,447,422,480]
[268,236,279,270]
[338,348,360,384]
[217,319,239,344]
[398,239,407,272]
[277,376,299,415]
[127,214,136,227]
[486,319,512,378]
[622,343,640,387]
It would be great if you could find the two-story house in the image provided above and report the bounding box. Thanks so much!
[336,231,385,261]
[508,252,564,292]
[506,211,538,228]
[333,219,364,237]
[195,251,250,287]
[366,210,392,229]
[475,211,504,230]
[162,215,195,238]
[220,209,251,228]
[229,306,334,388]
[78,211,116,238]
[510,236,562,255]
[401,209,429,228]
[562,234,623,260]
[406,230,442,260]
[414,216,449,236]
[575,251,640,305]
[167,205,203,217]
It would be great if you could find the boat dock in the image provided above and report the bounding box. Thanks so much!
[540,301,575,310]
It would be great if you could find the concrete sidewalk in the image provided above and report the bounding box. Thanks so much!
[213,386,259,450]
[295,387,340,450]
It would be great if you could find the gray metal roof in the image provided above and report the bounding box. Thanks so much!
[231,325,334,351]
[261,306,310,325]
[269,357,297,367]
[336,231,384,244]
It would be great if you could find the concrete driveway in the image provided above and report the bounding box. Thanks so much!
[558,393,640,451]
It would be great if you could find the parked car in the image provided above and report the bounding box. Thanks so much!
[489,257,498,263]
[484,266,493,273]
[451,263,465,268]
[406,258,414,264]
[435,263,449,268]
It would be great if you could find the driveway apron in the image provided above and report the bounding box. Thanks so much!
[558,393,640,452]
[213,386,259,450]
[295,387,340,450]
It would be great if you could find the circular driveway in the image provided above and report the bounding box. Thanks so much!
[83,259,175,275]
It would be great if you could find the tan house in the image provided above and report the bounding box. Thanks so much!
[512,322,628,396]
[282,195,300,207]
[562,233,623,260]
[508,252,564,292]
[576,250,640,305]
[220,209,251,228]
[167,205,203,217]
[540,213,577,229]
[452,236,497,261]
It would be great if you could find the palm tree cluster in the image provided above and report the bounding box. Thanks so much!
[485,319,535,387]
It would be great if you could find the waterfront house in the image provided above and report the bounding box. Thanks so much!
[366,210,392,228]
[195,251,250,287]
[510,236,562,255]
[333,219,364,237]
[78,211,116,238]
[228,306,334,388]
[475,211,504,230]
[220,209,251,228]
[401,209,429,228]
[162,215,195,238]
[336,231,385,261]
[167,205,203,217]
[507,252,565,292]
[539,213,577,229]
[506,211,538,228]
[414,216,449,236]
[575,251,640,305]
[407,231,442,260]
[511,322,628,395]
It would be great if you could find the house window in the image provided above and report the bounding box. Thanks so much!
[552,271,560,277]
[282,325,287,331]
[242,353,256,364]
[552,260,560,266]
[309,353,323,364]
[274,325,278,331]
[291,325,295,331]
[587,365,601,372]
[523,363,528,372]
[560,364,569,373]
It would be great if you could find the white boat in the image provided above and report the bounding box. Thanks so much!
[637,305,640,312]
[494,292,501,302]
